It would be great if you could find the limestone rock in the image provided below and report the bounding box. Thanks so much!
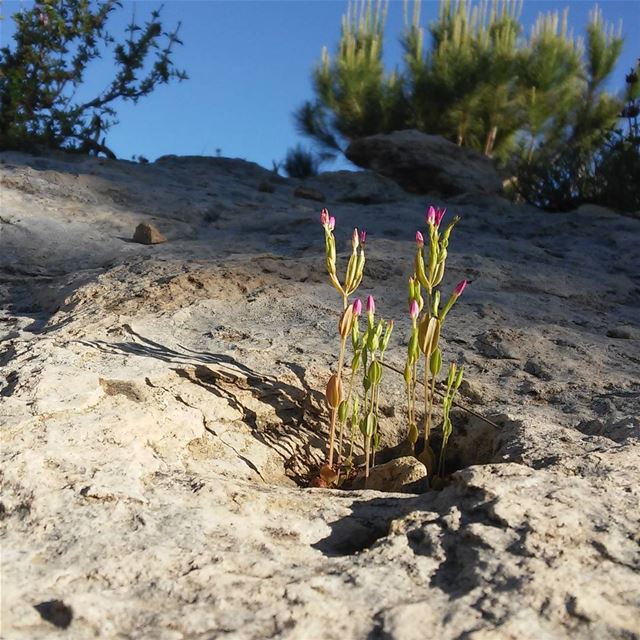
[293,185,326,202]
[133,222,167,244]
[351,456,428,493]
[346,130,503,195]
[1,149,639,639]
[305,170,405,204]
[606,325,639,340]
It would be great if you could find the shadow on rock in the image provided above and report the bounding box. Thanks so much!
[312,494,434,557]
[79,326,328,483]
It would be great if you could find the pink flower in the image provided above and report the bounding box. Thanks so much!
[352,228,359,249]
[426,205,446,227]
[366,295,375,317]
[454,280,468,296]
[415,231,424,246]
[320,208,329,226]
[409,300,419,319]
[352,299,362,316]
[359,229,367,244]
[328,216,336,231]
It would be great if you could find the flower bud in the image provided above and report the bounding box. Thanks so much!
[381,320,394,352]
[429,348,442,376]
[328,216,336,231]
[339,305,354,339]
[366,295,375,318]
[352,298,362,317]
[320,208,329,226]
[409,300,419,320]
[368,360,382,385]
[426,205,436,226]
[325,374,343,409]
[415,231,424,247]
[454,279,468,297]
[455,364,464,389]
[359,229,367,244]
[447,362,457,387]
[408,331,419,361]
[363,412,377,437]
[432,291,441,316]
[418,316,440,356]
[352,228,359,250]
[338,400,349,423]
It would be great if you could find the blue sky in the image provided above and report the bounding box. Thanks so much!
[1,0,638,170]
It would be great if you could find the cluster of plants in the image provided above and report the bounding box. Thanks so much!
[0,0,187,157]
[317,205,467,488]
[296,0,638,211]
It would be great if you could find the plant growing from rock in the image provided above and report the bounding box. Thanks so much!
[358,296,393,479]
[318,204,466,489]
[406,206,467,474]
[320,209,366,482]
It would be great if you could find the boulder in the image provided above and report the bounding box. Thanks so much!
[132,222,167,245]
[351,456,428,493]
[346,130,503,196]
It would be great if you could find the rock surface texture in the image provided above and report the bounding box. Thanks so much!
[1,151,639,639]
[346,130,504,196]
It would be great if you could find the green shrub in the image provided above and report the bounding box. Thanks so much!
[0,0,187,157]
[296,0,624,174]
[515,59,639,212]
[283,144,321,178]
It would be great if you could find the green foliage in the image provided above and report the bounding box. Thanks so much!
[297,0,626,176]
[516,58,640,211]
[404,0,524,159]
[0,0,187,157]
[294,0,407,158]
[283,144,320,178]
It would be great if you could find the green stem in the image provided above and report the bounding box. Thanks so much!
[328,408,338,468]
[423,358,436,453]
[337,368,356,466]
[363,383,371,481]
[364,434,370,483]
[438,443,445,477]
[328,342,346,469]
[327,295,349,468]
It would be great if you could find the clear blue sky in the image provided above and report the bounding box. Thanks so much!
[1,0,638,170]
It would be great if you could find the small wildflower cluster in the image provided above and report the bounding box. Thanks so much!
[318,205,468,489]
[407,205,467,475]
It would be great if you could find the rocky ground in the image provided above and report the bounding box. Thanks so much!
[1,150,639,639]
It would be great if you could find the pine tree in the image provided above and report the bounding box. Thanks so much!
[403,0,523,159]
[296,0,624,170]
[513,9,625,210]
[516,10,582,161]
[294,0,407,159]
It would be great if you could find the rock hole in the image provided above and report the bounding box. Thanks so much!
[34,600,73,629]
[428,409,506,476]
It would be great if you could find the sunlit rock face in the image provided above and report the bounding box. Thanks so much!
[1,150,638,639]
